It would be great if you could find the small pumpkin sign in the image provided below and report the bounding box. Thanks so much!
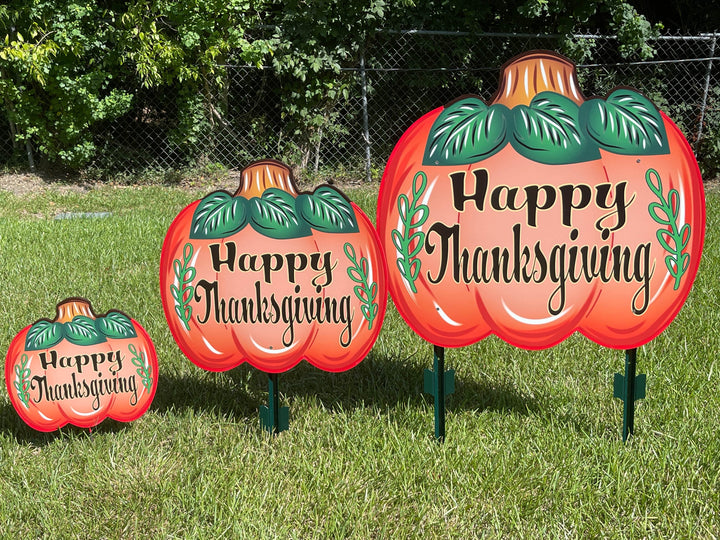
[160,159,387,373]
[5,298,158,432]
[377,50,705,349]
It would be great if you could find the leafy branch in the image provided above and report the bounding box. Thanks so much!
[646,168,691,290]
[14,354,31,409]
[171,243,196,330]
[392,171,429,293]
[344,243,379,330]
[129,344,153,392]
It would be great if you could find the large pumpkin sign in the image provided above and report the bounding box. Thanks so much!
[377,51,705,349]
[5,298,158,432]
[160,160,387,373]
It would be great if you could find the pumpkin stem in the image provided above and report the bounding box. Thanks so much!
[492,51,584,108]
[234,160,299,198]
[55,298,96,323]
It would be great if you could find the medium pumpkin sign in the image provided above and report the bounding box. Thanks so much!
[160,160,387,373]
[377,51,705,349]
[5,298,158,432]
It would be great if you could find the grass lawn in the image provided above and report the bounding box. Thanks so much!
[0,179,718,538]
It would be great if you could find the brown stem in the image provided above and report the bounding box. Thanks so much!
[55,298,96,323]
[492,51,585,108]
[234,160,299,198]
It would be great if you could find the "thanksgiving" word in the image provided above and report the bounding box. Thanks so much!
[194,280,354,347]
[30,371,139,410]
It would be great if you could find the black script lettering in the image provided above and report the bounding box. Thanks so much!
[449,169,632,230]
[210,242,236,271]
[310,251,335,291]
[209,242,334,288]
[192,277,354,349]
[38,350,123,375]
[425,222,459,283]
[30,372,139,410]
[451,169,488,212]
[195,279,220,324]
[423,215,655,316]
[558,184,592,228]
[594,181,635,235]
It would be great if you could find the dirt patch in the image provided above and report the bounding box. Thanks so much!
[0,169,367,197]
[0,173,90,197]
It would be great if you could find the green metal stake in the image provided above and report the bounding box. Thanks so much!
[259,373,289,435]
[423,345,455,442]
[613,348,646,442]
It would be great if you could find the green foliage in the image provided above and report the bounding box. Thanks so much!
[0,1,133,168]
[268,0,390,169]
[696,86,720,180]
[0,0,706,174]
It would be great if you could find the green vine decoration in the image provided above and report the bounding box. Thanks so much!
[391,171,429,293]
[129,344,153,392]
[14,354,31,409]
[344,243,379,330]
[171,243,196,330]
[646,168,691,290]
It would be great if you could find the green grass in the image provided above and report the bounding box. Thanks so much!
[1,183,719,537]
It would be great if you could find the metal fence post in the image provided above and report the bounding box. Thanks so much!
[696,33,717,150]
[360,52,372,183]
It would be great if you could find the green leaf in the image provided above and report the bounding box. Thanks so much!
[423,97,510,165]
[581,89,669,156]
[249,188,311,239]
[64,316,107,346]
[190,191,248,239]
[510,92,600,165]
[96,312,137,339]
[25,320,64,351]
[296,187,359,233]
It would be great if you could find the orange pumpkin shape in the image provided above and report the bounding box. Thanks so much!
[160,160,388,373]
[5,298,158,432]
[377,51,705,349]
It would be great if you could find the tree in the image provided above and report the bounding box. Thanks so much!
[0,1,132,168]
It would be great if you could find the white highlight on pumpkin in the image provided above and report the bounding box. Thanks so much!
[556,71,565,95]
[505,69,513,99]
[539,59,548,87]
[38,410,54,421]
[501,298,571,325]
[569,74,580,101]
[202,335,224,356]
[70,407,97,417]
[434,301,461,326]
[250,336,298,355]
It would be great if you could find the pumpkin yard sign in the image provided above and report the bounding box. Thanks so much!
[377,51,705,350]
[5,298,158,432]
[160,160,387,374]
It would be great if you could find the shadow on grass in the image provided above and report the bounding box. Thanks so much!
[222,350,544,419]
[0,351,545,443]
[0,400,133,447]
[150,370,263,420]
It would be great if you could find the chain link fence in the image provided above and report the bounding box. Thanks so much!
[2,31,719,178]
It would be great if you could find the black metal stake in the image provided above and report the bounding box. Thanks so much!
[424,345,455,442]
[613,348,646,442]
[260,373,289,434]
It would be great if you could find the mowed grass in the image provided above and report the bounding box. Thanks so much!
[0,182,719,538]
